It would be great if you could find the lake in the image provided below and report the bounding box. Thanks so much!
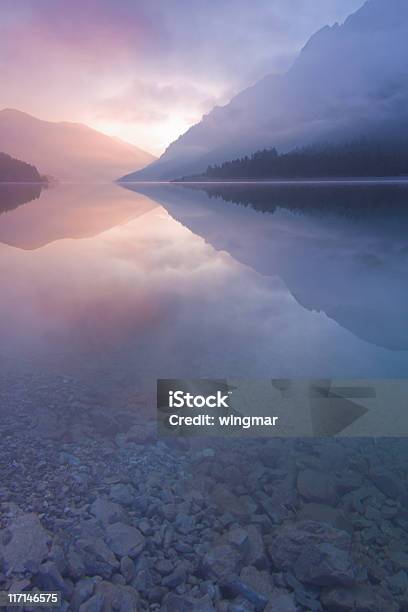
[1,181,408,384]
[0,181,407,609]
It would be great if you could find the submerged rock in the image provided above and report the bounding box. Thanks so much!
[297,469,337,506]
[71,537,119,579]
[321,584,399,612]
[269,521,355,586]
[0,512,51,574]
[105,522,145,558]
[202,544,241,582]
[90,496,127,526]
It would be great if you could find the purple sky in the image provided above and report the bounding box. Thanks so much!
[0,0,364,154]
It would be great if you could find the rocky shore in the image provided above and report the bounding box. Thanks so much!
[0,372,407,611]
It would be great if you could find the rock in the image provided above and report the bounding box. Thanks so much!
[211,484,251,519]
[71,578,95,611]
[297,504,353,535]
[369,468,405,500]
[387,570,408,595]
[321,585,399,612]
[228,527,249,554]
[225,566,273,611]
[161,564,187,588]
[255,492,287,525]
[264,590,297,612]
[269,521,355,586]
[73,537,119,579]
[246,525,268,570]
[118,421,156,445]
[227,598,255,611]
[175,512,196,534]
[297,470,337,506]
[202,545,241,583]
[48,542,67,575]
[94,580,140,611]
[0,512,51,574]
[78,593,105,612]
[294,542,356,586]
[120,556,135,583]
[389,550,408,571]
[105,522,145,558]
[8,578,31,593]
[90,496,127,526]
[163,593,215,611]
[109,483,135,506]
[155,558,174,576]
[36,561,73,599]
[335,470,363,495]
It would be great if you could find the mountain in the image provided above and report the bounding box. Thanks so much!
[0,109,155,181]
[0,152,44,182]
[121,0,408,181]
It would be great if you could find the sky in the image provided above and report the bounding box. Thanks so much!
[0,0,364,155]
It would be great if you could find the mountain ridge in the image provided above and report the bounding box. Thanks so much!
[121,0,408,182]
[0,109,155,181]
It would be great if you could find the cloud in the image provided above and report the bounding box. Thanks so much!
[0,0,365,153]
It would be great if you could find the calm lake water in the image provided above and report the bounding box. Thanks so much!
[1,181,408,610]
[1,180,408,391]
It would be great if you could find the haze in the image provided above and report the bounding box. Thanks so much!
[0,0,363,155]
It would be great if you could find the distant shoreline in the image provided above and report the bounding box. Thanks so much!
[118,176,408,186]
[0,180,48,185]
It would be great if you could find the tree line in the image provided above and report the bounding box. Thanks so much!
[202,141,408,180]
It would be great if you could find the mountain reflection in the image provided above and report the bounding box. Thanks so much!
[0,183,43,215]
[125,182,408,351]
[0,183,157,249]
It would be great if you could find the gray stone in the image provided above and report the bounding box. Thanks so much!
[369,468,405,500]
[227,598,254,612]
[78,593,105,612]
[294,542,356,586]
[269,520,356,586]
[297,504,353,535]
[202,545,241,582]
[226,566,273,611]
[211,484,251,519]
[74,537,119,579]
[297,470,337,506]
[228,527,249,554]
[71,578,95,612]
[155,558,174,576]
[0,512,51,574]
[387,570,408,595]
[105,522,145,558]
[264,590,297,612]
[48,542,67,575]
[109,483,135,506]
[321,585,399,612]
[36,561,73,599]
[161,564,187,588]
[335,470,363,495]
[163,593,215,612]
[389,549,408,571]
[120,555,135,583]
[246,525,267,569]
[90,496,127,526]
[94,580,140,611]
